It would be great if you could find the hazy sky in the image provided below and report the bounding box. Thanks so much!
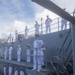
[0,0,75,39]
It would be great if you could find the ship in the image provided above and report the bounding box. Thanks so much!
[0,0,75,75]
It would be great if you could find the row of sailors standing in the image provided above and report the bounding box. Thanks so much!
[35,15,52,34]
[4,47,12,60]
[25,8,74,35]
[4,34,45,72]
[34,15,52,35]
[4,65,27,75]
[14,15,52,41]
[4,45,22,62]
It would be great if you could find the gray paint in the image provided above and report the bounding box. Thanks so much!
[71,24,75,75]
[11,29,72,63]
[0,29,73,74]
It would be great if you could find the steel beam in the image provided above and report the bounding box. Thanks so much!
[71,24,75,75]
[0,58,33,68]
[31,0,75,24]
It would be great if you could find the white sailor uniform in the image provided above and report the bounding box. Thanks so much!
[4,47,8,60]
[27,48,31,62]
[9,47,12,60]
[61,18,67,30]
[35,23,40,34]
[33,39,44,71]
[45,18,52,34]
[25,27,29,39]
[14,69,18,75]
[20,70,24,75]
[8,66,12,75]
[41,47,45,65]
[17,47,21,62]
[4,66,6,75]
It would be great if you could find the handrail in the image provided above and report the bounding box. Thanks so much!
[4,11,74,43]
[4,12,73,43]
[51,56,70,75]
[57,28,72,66]
[65,39,72,52]
[50,61,60,75]
[64,50,72,66]
[58,29,71,55]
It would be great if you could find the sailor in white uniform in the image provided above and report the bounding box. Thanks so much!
[8,65,12,75]
[25,26,29,39]
[9,46,13,60]
[33,34,44,72]
[17,45,21,62]
[20,68,24,75]
[26,44,31,62]
[15,30,18,41]
[35,21,40,34]
[3,66,6,75]
[41,45,46,65]
[4,47,8,60]
[9,34,12,43]
[61,18,67,30]
[14,68,18,75]
[45,15,52,34]
[61,8,67,30]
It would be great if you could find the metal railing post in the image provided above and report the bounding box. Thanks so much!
[36,48,37,70]
[58,18,59,31]
[46,49,48,74]
[41,18,43,35]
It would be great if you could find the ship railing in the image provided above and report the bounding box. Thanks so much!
[50,56,70,75]
[5,12,74,43]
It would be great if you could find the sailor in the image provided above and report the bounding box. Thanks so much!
[15,30,18,41]
[8,65,12,75]
[26,44,31,62]
[35,21,40,34]
[61,18,67,30]
[33,34,44,72]
[9,33,12,43]
[4,47,8,60]
[45,15,52,34]
[3,66,6,75]
[41,44,46,65]
[14,68,18,75]
[20,68,24,75]
[17,45,21,62]
[25,26,29,39]
[8,46,13,60]
[61,8,67,30]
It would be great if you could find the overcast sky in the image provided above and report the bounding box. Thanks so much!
[0,0,75,39]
